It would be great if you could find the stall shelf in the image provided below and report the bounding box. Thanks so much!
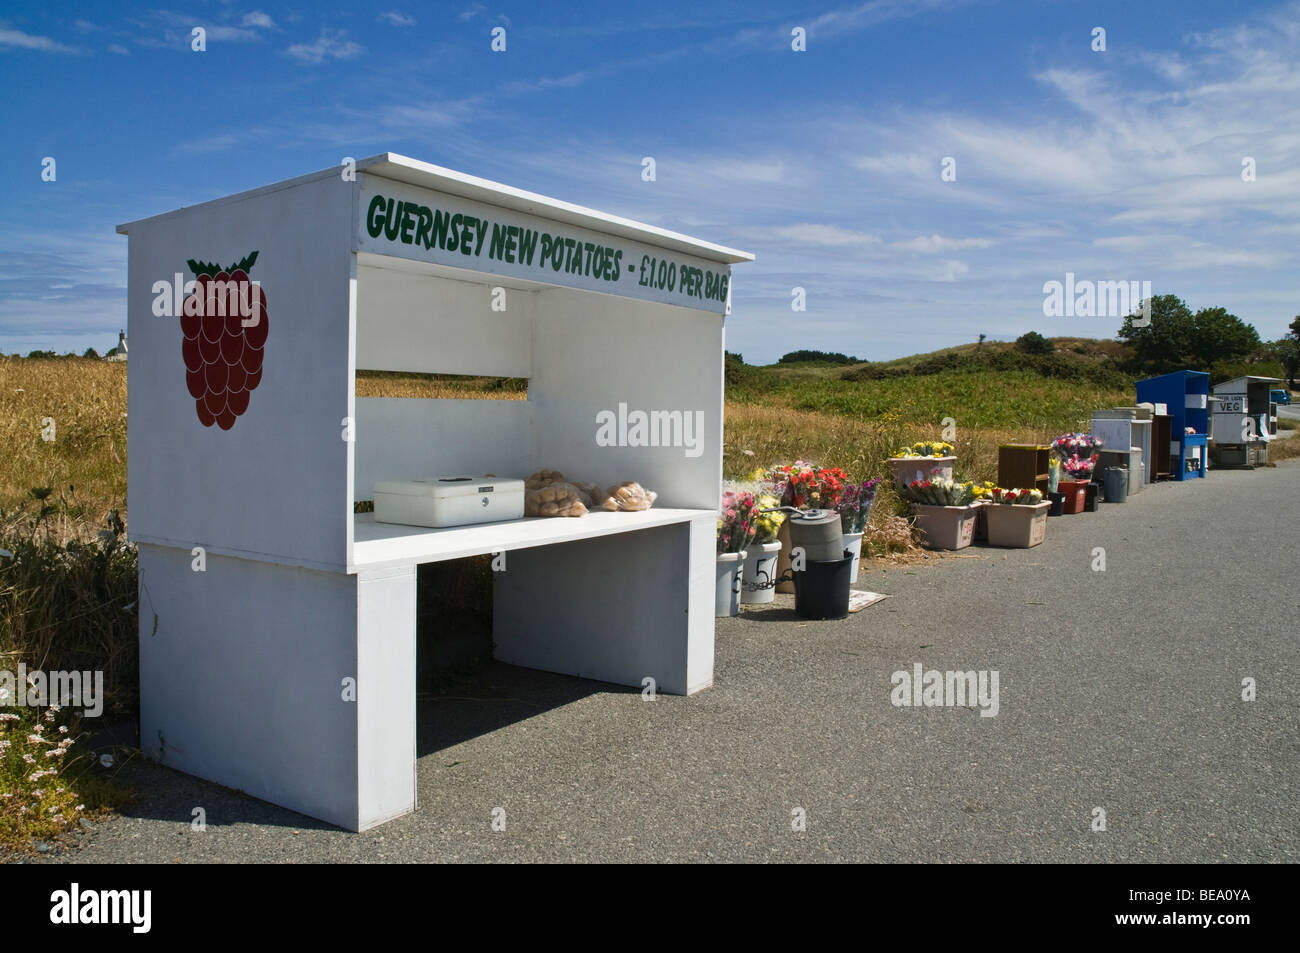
[118,154,753,830]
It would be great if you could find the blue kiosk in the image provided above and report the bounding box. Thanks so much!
[1136,371,1209,480]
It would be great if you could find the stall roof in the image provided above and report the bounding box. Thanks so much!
[117,153,754,266]
[1213,375,1283,388]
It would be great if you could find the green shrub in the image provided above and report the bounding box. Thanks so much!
[1208,360,1285,387]
[1015,332,1055,355]
[0,497,138,717]
[777,350,860,365]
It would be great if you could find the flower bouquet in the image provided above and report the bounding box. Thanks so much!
[888,441,957,488]
[768,461,849,510]
[836,477,880,583]
[1060,454,1097,480]
[836,478,881,533]
[899,473,976,507]
[984,487,1050,547]
[989,487,1044,505]
[890,440,955,459]
[715,488,757,616]
[1051,433,1103,458]
[717,488,758,555]
[727,482,787,604]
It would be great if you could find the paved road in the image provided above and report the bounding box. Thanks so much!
[28,463,1300,863]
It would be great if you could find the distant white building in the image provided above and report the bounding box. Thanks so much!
[105,329,128,362]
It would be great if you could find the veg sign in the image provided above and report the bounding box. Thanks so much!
[357,177,731,314]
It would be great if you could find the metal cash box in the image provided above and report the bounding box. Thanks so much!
[373,476,525,528]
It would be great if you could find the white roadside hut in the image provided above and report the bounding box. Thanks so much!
[116,154,752,830]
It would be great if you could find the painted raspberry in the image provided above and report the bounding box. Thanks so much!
[181,251,268,430]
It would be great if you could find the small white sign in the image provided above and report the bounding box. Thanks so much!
[1217,395,1245,414]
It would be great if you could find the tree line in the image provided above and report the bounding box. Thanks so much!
[1116,295,1298,386]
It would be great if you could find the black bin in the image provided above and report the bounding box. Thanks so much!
[792,556,852,620]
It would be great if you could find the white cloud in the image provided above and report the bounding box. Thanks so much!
[379,11,416,27]
[753,224,882,247]
[0,27,78,53]
[285,30,364,64]
[202,25,261,42]
[805,0,968,41]
[243,12,275,29]
[853,152,934,178]
[936,260,970,282]
[893,234,995,253]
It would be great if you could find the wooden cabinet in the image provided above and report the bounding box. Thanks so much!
[998,444,1050,491]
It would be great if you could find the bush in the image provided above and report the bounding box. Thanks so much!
[725,352,772,393]
[0,498,138,716]
[0,496,137,849]
[1015,332,1055,355]
[777,350,860,365]
[1208,359,1286,387]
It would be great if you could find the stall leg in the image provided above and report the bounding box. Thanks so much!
[137,544,416,831]
[492,516,716,695]
[355,565,417,829]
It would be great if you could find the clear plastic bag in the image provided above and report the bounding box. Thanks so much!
[601,481,658,512]
[523,474,588,517]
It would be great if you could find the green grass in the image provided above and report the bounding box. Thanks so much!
[727,364,1131,435]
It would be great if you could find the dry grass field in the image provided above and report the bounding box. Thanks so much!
[0,357,127,523]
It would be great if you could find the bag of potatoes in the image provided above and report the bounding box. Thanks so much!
[525,468,566,490]
[570,480,604,508]
[602,481,657,512]
[524,480,588,518]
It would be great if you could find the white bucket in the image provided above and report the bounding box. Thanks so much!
[843,532,863,583]
[740,541,783,604]
[715,552,744,617]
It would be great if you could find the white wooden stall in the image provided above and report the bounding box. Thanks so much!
[118,154,752,830]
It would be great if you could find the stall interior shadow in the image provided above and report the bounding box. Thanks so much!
[413,555,610,756]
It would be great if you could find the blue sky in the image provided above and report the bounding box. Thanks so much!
[1,0,1297,363]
